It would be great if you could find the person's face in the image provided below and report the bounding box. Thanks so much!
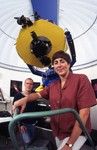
[53,58,70,77]
[24,79,33,92]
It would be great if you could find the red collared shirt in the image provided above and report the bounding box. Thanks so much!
[39,72,96,139]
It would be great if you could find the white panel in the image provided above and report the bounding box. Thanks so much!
[59,0,97,69]
[0,0,34,70]
[0,0,97,71]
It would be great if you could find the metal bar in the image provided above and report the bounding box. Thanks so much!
[8,108,96,150]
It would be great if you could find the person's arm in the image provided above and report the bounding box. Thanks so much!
[61,108,90,150]
[13,92,41,113]
[27,64,45,77]
[11,93,22,114]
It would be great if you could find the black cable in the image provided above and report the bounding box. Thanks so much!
[65,30,76,67]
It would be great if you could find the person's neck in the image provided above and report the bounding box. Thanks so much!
[22,90,31,96]
[60,71,69,88]
[60,70,69,81]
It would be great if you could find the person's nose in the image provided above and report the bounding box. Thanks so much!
[57,61,62,67]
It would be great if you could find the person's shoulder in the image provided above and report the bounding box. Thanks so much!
[13,92,24,102]
[15,92,23,97]
[72,73,89,80]
[72,72,87,77]
[31,90,36,93]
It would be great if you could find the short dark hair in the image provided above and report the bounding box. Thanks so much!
[52,50,71,64]
[25,78,33,83]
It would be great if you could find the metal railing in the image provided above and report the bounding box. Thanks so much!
[8,108,96,150]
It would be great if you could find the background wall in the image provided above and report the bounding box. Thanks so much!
[0,64,97,101]
[73,65,97,80]
[0,67,42,101]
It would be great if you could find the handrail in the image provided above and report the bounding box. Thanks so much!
[8,108,96,150]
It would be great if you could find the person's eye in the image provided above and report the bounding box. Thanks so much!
[61,61,65,63]
[54,63,57,65]
[60,60,66,63]
[54,61,58,64]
